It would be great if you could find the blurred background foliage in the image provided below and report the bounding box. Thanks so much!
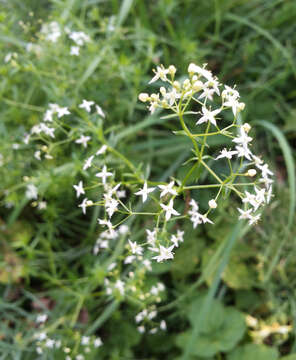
[0,0,296,359]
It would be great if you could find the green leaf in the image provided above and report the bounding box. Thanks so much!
[177,296,246,357]
[228,344,279,360]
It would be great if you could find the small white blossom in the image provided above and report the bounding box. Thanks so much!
[26,184,38,200]
[158,181,178,197]
[160,199,180,221]
[135,182,155,203]
[96,144,107,156]
[73,181,85,198]
[79,99,94,113]
[83,155,94,170]
[75,135,91,148]
[215,148,237,160]
[70,46,80,56]
[95,165,113,184]
[196,106,221,126]
[152,245,175,262]
[96,105,105,118]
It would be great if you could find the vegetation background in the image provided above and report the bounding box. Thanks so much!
[0,0,295,359]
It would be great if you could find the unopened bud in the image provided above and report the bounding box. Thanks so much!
[160,87,166,96]
[247,169,257,177]
[188,63,198,74]
[138,93,149,102]
[208,199,217,209]
[192,80,203,91]
[242,123,251,133]
[238,102,245,112]
[168,65,176,76]
[173,81,180,90]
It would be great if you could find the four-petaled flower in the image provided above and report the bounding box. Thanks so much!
[75,135,91,148]
[73,180,85,198]
[95,165,113,184]
[158,181,178,197]
[135,182,155,203]
[196,106,221,126]
[160,199,180,221]
[79,99,94,112]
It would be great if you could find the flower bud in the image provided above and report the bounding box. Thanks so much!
[138,93,149,102]
[168,65,176,76]
[247,169,257,177]
[173,81,180,90]
[208,199,217,209]
[238,102,245,112]
[160,86,166,96]
[188,63,198,74]
[242,123,251,133]
[192,80,203,91]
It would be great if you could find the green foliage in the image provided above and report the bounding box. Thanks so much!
[176,295,246,357]
[228,344,279,360]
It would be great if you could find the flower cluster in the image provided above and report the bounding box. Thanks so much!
[139,63,273,226]
[40,21,90,56]
[33,313,103,359]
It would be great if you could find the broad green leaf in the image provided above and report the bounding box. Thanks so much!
[228,344,278,360]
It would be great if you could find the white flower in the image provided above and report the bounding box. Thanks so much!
[138,326,145,333]
[196,106,221,126]
[70,46,80,56]
[96,105,105,118]
[36,314,48,323]
[135,182,155,203]
[208,199,217,209]
[258,163,274,178]
[43,110,53,122]
[152,245,175,262]
[45,339,55,348]
[124,255,136,264]
[79,198,92,214]
[73,181,85,198]
[95,165,113,184]
[158,181,178,197]
[26,184,38,200]
[34,151,41,160]
[160,199,180,221]
[40,123,55,138]
[146,229,157,246]
[188,63,213,81]
[160,320,167,331]
[128,240,143,255]
[248,213,261,225]
[171,230,184,247]
[237,208,253,220]
[223,96,243,116]
[56,106,70,118]
[94,337,103,348]
[104,196,118,218]
[81,336,90,345]
[149,66,169,84]
[114,279,125,295]
[96,144,107,156]
[232,127,252,147]
[83,155,94,170]
[215,148,237,160]
[198,87,215,101]
[79,99,94,112]
[75,135,91,148]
